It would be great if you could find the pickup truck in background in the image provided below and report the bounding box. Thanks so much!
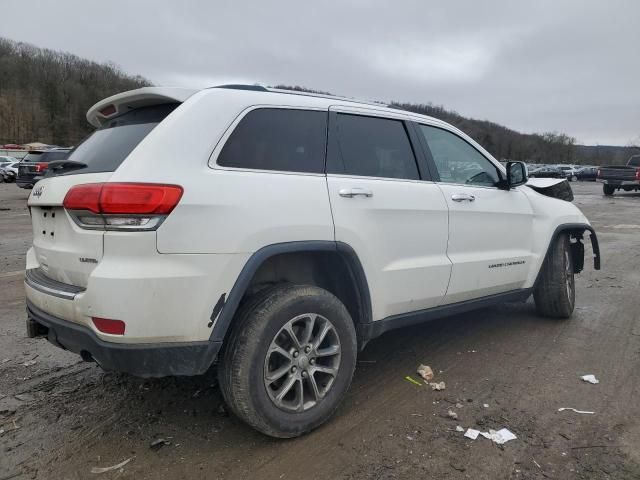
[597,155,640,196]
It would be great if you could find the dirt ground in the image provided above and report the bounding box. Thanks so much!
[0,181,639,480]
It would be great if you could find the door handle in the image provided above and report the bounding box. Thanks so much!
[339,188,373,198]
[451,193,475,202]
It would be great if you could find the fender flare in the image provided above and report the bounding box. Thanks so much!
[208,241,372,343]
[534,223,600,287]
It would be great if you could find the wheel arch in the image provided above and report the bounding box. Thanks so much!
[209,241,372,345]
[534,223,600,287]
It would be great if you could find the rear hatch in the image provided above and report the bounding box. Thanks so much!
[27,103,179,288]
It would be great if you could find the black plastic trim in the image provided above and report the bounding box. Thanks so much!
[358,288,532,341]
[534,224,601,288]
[27,300,220,378]
[209,241,372,343]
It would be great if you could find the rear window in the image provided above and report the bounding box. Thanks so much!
[55,103,178,176]
[217,108,327,173]
[628,156,640,167]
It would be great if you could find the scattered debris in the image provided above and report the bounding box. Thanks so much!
[481,429,517,444]
[21,360,37,367]
[450,460,466,472]
[150,438,171,451]
[405,376,423,387]
[90,458,132,474]
[216,403,229,416]
[533,459,542,469]
[429,381,446,391]
[581,374,599,384]
[416,364,434,381]
[464,428,480,440]
[1,358,9,364]
[456,426,465,432]
[455,403,464,409]
[558,407,595,415]
[446,409,458,420]
[463,427,517,444]
[483,403,489,408]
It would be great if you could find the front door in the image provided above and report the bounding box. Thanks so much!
[416,123,534,304]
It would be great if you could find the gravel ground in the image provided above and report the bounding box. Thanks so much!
[0,181,639,479]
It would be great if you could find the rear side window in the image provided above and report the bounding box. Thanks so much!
[57,103,178,175]
[328,114,419,180]
[217,108,327,173]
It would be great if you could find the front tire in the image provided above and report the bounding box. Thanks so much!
[603,184,615,196]
[534,234,575,318]
[219,284,357,438]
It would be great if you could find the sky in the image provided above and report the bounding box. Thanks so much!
[3,0,639,146]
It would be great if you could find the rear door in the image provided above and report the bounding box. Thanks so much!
[326,107,451,321]
[415,123,534,304]
[27,103,179,288]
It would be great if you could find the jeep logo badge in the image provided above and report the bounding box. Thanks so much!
[32,186,45,198]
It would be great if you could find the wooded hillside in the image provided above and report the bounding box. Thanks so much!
[0,37,150,146]
[0,39,634,165]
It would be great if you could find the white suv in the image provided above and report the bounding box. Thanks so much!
[25,85,600,437]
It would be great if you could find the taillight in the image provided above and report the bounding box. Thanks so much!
[63,183,183,231]
[92,317,126,335]
[597,169,601,178]
[636,168,640,181]
[34,162,48,173]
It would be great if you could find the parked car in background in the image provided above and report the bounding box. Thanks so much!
[529,165,565,179]
[597,155,640,195]
[557,165,579,181]
[24,85,600,438]
[1,162,19,182]
[575,166,598,181]
[0,155,18,166]
[16,148,71,189]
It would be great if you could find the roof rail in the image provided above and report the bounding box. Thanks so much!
[213,84,268,92]
[209,84,388,108]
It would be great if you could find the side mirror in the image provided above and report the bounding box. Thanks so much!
[506,161,528,188]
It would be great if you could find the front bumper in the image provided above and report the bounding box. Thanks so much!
[27,300,221,377]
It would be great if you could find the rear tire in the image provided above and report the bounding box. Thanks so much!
[534,234,575,318]
[603,184,615,196]
[218,284,357,438]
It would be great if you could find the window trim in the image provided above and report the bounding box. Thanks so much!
[415,123,505,189]
[209,105,329,176]
[326,108,432,182]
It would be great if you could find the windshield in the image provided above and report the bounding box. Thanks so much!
[55,103,179,176]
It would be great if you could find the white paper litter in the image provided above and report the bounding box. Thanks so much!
[429,381,446,391]
[463,427,516,444]
[91,458,132,474]
[580,374,599,384]
[480,428,518,445]
[464,428,480,440]
[456,426,465,432]
[558,407,595,415]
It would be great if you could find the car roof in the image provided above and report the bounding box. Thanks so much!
[87,84,451,130]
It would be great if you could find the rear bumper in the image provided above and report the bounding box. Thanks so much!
[26,300,222,377]
[597,179,639,186]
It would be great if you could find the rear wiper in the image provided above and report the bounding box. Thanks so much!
[46,160,88,174]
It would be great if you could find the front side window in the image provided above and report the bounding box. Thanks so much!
[419,125,500,187]
[329,113,419,180]
[217,108,327,173]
